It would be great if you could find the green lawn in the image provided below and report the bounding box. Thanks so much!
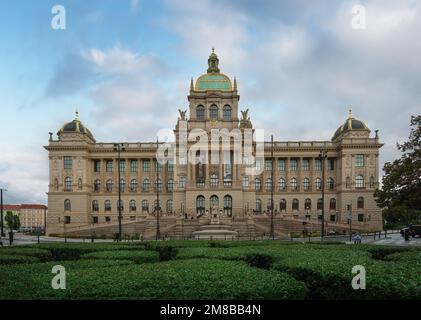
[0,241,419,300]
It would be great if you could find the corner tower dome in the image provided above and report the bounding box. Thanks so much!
[57,111,95,142]
[195,48,233,91]
[332,108,370,141]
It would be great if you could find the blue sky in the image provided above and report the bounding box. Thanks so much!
[0,0,420,204]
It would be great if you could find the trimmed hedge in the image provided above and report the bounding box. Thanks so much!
[0,254,40,265]
[0,259,307,299]
[82,250,159,264]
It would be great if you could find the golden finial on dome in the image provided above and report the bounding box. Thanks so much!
[75,107,79,120]
[212,47,215,54]
[348,107,352,118]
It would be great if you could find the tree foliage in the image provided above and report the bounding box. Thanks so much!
[5,211,21,231]
[375,115,421,212]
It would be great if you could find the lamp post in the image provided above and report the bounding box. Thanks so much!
[269,135,274,240]
[0,188,7,237]
[155,137,161,241]
[318,150,328,241]
[347,203,352,242]
[114,143,125,242]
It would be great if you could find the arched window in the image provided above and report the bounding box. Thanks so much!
[143,179,150,192]
[117,200,124,212]
[330,198,336,211]
[130,179,138,192]
[356,175,364,188]
[265,178,273,191]
[105,200,111,212]
[64,177,72,191]
[256,199,262,213]
[303,178,310,191]
[357,197,364,209]
[370,176,375,188]
[106,179,113,192]
[154,200,161,212]
[290,178,297,191]
[267,199,273,211]
[210,105,218,120]
[305,198,311,210]
[196,195,205,215]
[315,178,322,190]
[280,199,287,211]
[328,178,334,190]
[64,199,71,211]
[167,200,173,213]
[292,199,299,211]
[223,105,231,121]
[167,179,174,192]
[196,105,205,120]
[155,179,162,192]
[94,179,101,192]
[129,200,136,212]
[223,195,232,216]
[92,200,99,212]
[255,178,261,191]
[119,179,125,192]
[210,195,219,208]
[141,200,149,212]
[317,198,323,210]
[278,178,286,191]
[346,176,351,188]
[210,174,218,188]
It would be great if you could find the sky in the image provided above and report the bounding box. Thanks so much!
[0,0,420,204]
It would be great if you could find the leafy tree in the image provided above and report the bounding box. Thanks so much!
[375,115,421,225]
[5,211,21,231]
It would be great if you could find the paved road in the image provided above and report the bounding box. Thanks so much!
[1,232,420,247]
[367,233,421,247]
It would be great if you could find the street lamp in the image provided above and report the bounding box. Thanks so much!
[155,137,161,241]
[0,188,7,238]
[270,135,274,240]
[318,150,328,241]
[114,143,126,242]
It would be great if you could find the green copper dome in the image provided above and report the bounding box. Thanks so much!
[195,49,233,91]
[58,112,95,141]
[332,109,370,141]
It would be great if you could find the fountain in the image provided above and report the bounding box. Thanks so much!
[192,206,238,240]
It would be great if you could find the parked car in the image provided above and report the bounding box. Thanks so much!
[408,225,421,237]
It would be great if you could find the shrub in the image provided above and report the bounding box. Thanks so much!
[367,247,411,260]
[0,255,39,265]
[244,253,274,270]
[156,246,178,261]
[82,250,159,264]
[209,241,229,248]
[0,259,308,299]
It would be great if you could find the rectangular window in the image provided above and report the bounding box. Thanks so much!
[265,159,272,171]
[130,160,138,173]
[255,159,262,172]
[155,161,162,172]
[358,214,364,222]
[63,156,72,170]
[94,160,101,172]
[179,176,186,189]
[290,159,297,171]
[167,160,174,173]
[106,161,113,172]
[242,176,249,188]
[328,159,335,171]
[302,159,310,171]
[143,160,150,172]
[315,159,322,171]
[356,154,364,167]
[119,160,125,172]
[277,159,285,171]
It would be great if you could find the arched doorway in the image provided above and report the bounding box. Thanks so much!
[210,195,219,212]
[223,195,232,217]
